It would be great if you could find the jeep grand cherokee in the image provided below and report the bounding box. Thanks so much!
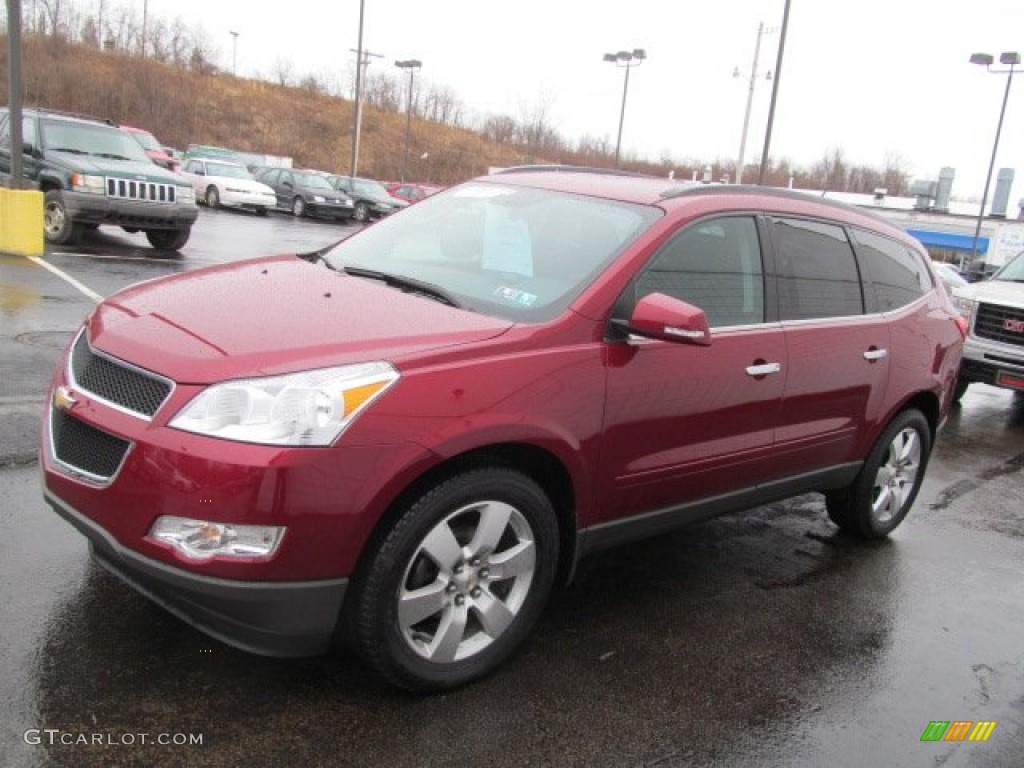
[0,108,197,250]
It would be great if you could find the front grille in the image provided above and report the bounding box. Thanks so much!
[70,334,172,418]
[105,177,177,203]
[51,407,131,480]
[975,303,1024,348]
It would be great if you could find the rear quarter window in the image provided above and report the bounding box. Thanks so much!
[852,228,931,312]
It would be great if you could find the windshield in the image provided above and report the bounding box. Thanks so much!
[992,250,1024,281]
[322,182,660,322]
[43,119,152,162]
[207,162,253,180]
[353,179,390,197]
[295,173,334,190]
[128,129,162,152]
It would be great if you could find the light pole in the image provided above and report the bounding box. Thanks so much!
[229,30,238,75]
[229,30,239,76]
[758,0,791,185]
[603,48,646,167]
[733,22,772,185]
[968,51,1019,270]
[395,59,421,182]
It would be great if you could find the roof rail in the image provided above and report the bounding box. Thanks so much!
[660,184,893,225]
[493,164,653,178]
[32,107,115,126]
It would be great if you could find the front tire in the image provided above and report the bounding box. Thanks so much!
[145,227,191,251]
[206,185,221,208]
[351,467,559,692]
[354,201,370,223]
[825,409,931,538]
[292,197,306,217]
[43,190,82,245]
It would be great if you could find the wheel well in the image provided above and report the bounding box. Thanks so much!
[357,443,578,588]
[901,391,940,440]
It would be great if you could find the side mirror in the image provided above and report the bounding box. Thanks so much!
[22,142,35,156]
[618,292,712,346]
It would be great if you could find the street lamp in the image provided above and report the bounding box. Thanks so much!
[968,51,1019,270]
[229,30,239,76]
[733,22,772,185]
[395,59,422,182]
[602,48,646,167]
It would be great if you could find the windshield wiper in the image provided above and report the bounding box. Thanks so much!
[342,266,463,308]
[49,146,88,155]
[92,152,134,161]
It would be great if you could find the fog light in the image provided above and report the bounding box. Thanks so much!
[148,516,285,561]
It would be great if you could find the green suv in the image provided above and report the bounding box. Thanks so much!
[0,108,197,250]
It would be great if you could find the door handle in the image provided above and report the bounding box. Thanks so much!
[746,362,781,377]
[863,348,889,361]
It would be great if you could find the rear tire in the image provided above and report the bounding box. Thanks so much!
[350,467,558,692]
[43,190,82,245]
[825,409,931,538]
[145,227,191,251]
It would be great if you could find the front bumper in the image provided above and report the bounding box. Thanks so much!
[64,190,198,230]
[309,200,355,220]
[960,336,1024,391]
[46,491,347,656]
[221,190,276,210]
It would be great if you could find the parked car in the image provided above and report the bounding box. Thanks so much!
[41,168,964,692]
[951,249,1024,401]
[326,174,408,221]
[386,181,443,204]
[0,107,197,249]
[254,167,355,220]
[120,125,180,172]
[933,261,968,293]
[179,157,276,215]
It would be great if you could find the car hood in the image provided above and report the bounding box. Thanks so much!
[297,184,349,201]
[49,151,185,183]
[85,255,513,384]
[954,279,1024,309]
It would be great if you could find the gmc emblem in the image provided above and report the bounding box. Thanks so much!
[1005,318,1024,333]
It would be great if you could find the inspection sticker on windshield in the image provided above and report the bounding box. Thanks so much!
[493,286,538,307]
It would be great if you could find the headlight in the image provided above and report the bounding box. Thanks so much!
[313,195,326,203]
[951,294,975,320]
[149,516,285,561]
[169,362,399,445]
[177,186,196,204]
[69,173,105,194]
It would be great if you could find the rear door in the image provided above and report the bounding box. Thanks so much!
[597,215,786,525]
[768,216,891,475]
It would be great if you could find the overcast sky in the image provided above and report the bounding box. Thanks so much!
[143,0,1023,201]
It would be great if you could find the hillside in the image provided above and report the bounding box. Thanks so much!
[0,36,550,184]
[1,35,909,192]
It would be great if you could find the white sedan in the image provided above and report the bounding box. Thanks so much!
[179,158,277,215]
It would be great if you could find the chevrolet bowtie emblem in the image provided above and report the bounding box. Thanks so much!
[53,386,77,412]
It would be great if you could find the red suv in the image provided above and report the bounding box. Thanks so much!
[42,168,964,691]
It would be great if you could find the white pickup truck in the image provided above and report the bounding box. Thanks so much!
[952,250,1024,401]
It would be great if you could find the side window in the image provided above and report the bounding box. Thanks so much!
[0,113,9,147]
[852,228,930,312]
[772,217,862,320]
[635,216,765,327]
[261,168,280,185]
[184,160,201,173]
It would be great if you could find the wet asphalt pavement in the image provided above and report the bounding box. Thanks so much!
[1,209,1022,767]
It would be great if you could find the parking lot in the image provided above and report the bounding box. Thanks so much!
[1,208,1022,767]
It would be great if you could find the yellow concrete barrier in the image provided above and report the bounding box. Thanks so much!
[0,188,44,256]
